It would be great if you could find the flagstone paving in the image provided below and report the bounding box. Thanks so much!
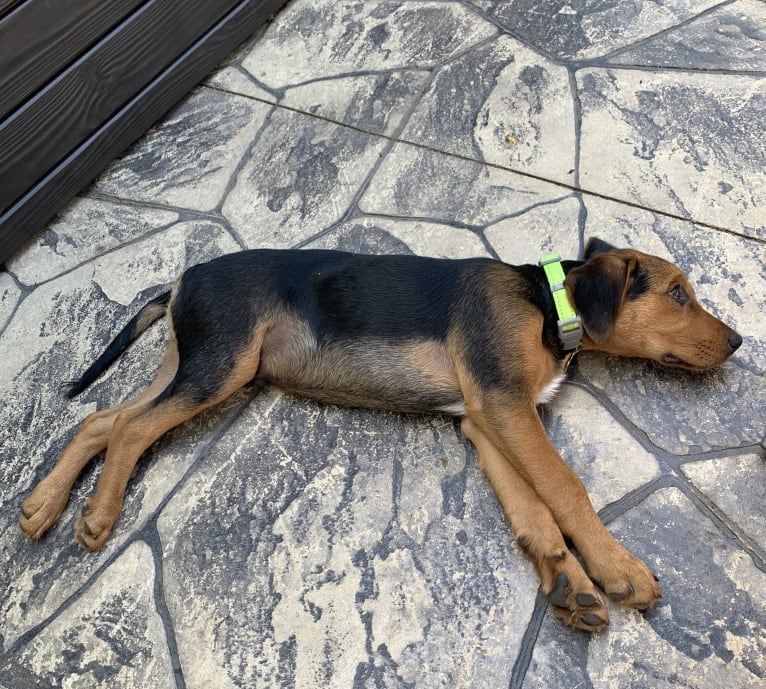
[1,1,764,688]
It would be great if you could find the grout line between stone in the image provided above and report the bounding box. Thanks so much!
[593,470,766,574]
[2,535,141,658]
[214,101,279,220]
[15,216,183,291]
[568,63,587,257]
[568,67,583,191]
[590,0,738,63]
[267,65,433,93]
[82,189,220,220]
[146,523,187,689]
[596,474,677,524]
[561,376,673,460]
[508,591,548,689]
[594,62,766,77]
[674,470,766,572]
[676,441,764,463]
[462,0,561,64]
[0,271,30,338]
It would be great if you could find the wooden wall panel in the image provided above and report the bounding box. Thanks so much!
[0,0,241,214]
[0,0,145,120]
[0,0,287,265]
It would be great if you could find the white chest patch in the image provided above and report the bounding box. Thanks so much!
[535,372,566,406]
[436,401,467,417]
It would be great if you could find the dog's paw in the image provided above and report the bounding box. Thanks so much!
[588,544,661,611]
[544,566,610,633]
[19,479,71,540]
[74,500,118,551]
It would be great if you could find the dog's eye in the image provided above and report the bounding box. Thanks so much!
[669,284,689,305]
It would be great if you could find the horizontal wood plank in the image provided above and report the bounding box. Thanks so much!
[0,0,286,264]
[0,0,242,215]
[0,0,145,120]
[0,0,22,19]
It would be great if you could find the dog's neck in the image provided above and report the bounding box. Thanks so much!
[517,260,584,361]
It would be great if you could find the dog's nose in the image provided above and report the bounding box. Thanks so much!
[727,330,743,352]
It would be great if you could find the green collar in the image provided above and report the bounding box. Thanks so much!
[539,253,582,351]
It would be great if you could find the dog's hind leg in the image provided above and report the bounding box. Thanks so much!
[74,327,266,551]
[460,418,609,632]
[20,343,180,540]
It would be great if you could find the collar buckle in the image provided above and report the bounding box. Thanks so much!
[557,316,583,351]
[539,253,582,351]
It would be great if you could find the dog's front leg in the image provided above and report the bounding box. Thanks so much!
[468,397,661,613]
[460,418,609,631]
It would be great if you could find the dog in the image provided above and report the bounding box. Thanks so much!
[20,237,742,632]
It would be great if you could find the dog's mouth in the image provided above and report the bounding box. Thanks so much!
[662,354,685,366]
[661,353,704,371]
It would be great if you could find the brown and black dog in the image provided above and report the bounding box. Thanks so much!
[20,237,741,632]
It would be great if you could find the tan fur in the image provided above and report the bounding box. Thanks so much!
[570,250,734,369]
[259,315,462,412]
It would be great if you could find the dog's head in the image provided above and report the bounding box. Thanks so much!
[564,237,742,371]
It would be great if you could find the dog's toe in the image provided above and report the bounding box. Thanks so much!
[575,591,600,607]
[74,505,116,552]
[587,545,662,612]
[582,611,608,628]
[546,573,570,607]
[545,571,609,633]
[19,483,71,540]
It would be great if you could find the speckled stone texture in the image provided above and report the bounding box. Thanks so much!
[1,2,764,688]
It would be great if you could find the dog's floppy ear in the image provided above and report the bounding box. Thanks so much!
[583,237,616,260]
[565,252,634,344]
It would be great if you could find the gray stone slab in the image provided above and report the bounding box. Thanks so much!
[484,195,581,263]
[579,196,765,454]
[233,0,497,86]
[96,88,272,212]
[544,385,661,511]
[610,0,766,71]
[7,197,178,286]
[210,0,502,137]
[473,0,722,60]
[308,217,491,259]
[158,393,538,689]
[281,71,431,135]
[683,453,766,551]
[0,542,175,688]
[578,68,766,238]
[403,35,576,183]
[222,107,387,248]
[523,488,766,689]
[360,142,567,227]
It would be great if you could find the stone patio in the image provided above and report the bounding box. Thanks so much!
[1,1,765,687]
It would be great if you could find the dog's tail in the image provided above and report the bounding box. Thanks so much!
[64,290,172,399]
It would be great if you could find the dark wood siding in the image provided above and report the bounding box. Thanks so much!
[0,0,287,264]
